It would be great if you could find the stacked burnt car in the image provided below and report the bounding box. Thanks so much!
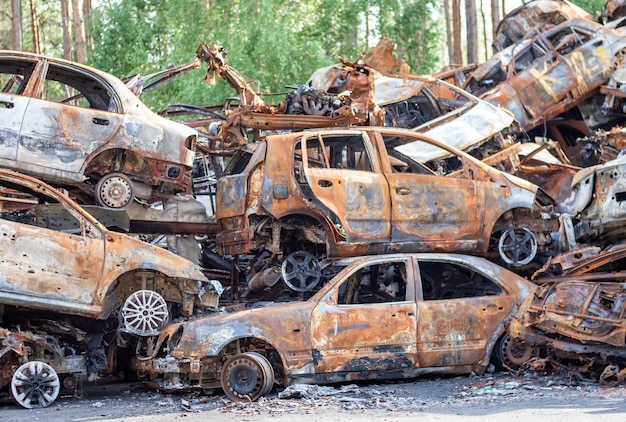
[4,0,626,409]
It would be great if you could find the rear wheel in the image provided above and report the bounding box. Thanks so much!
[498,227,538,267]
[220,352,274,401]
[95,172,134,209]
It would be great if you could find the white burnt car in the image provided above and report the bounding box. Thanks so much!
[0,51,198,209]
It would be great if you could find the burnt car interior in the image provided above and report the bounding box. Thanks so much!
[42,64,117,112]
[418,261,503,300]
[337,261,408,305]
[0,59,34,94]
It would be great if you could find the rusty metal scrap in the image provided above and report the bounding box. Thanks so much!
[509,273,626,367]
[194,43,380,147]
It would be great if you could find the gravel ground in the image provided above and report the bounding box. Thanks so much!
[2,370,626,421]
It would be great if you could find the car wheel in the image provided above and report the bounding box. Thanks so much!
[497,227,538,267]
[494,333,534,369]
[220,351,275,401]
[121,290,169,336]
[11,361,60,409]
[281,251,322,292]
[95,172,134,209]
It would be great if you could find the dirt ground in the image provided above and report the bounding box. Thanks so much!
[2,369,626,421]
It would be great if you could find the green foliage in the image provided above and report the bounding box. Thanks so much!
[570,0,606,16]
[88,0,444,111]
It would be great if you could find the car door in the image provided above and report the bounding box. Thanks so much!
[0,177,106,316]
[300,131,391,242]
[383,132,486,251]
[18,60,123,180]
[0,57,36,163]
[309,257,417,374]
[415,258,515,367]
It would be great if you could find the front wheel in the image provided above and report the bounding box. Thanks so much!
[121,290,169,336]
[493,333,534,370]
[220,352,274,401]
[497,227,538,267]
[11,361,60,408]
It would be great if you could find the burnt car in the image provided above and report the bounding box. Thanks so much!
[0,168,222,337]
[215,126,558,284]
[507,272,626,382]
[493,0,592,52]
[133,253,535,401]
[0,50,198,209]
[463,17,626,165]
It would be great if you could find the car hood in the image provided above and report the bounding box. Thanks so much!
[415,101,515,152]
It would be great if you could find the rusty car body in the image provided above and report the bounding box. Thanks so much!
[132,253,535,401]
[215,126,560,284]
[0,169,221,337]
[463,17,626,165]
[0,50,198,209]
[493,0,592,52]
[507,271,626,381]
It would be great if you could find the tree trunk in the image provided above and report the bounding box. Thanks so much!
[83,0,93,53]
[61,0,73,61]
[72,0,87,63]
[452,0,463,64]
[11,0,23,51]
[480,0,488,61]
[491,0,500,38]
[465,0,477,64]
[29,0,41,54]
[444,0,455,65]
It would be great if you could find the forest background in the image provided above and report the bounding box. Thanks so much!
[0,0,608,111]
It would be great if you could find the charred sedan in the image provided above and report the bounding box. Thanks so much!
[0,169,221,337]
[0,51,198,209]
[133,253,535,401]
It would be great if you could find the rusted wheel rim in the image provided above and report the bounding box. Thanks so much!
[121,290,169,336]
[220,352,274,401]
[96,173,134,209]
[499,334,534,368]
[11,361,60,409]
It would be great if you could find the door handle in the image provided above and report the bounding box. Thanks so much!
[318,179,333,188]
[0,101,14,109]
[592,40,603,48]
[93,117,109,125]
[396,187,411,195]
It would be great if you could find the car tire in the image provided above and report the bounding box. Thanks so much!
[220,351,274,401]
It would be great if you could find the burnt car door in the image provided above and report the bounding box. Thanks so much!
[309,257,417,374]
[0,57,36,163]
[415,258,514,367]
[299,131,391,242]
[380,132,487,252]
[18,59,123,180]
[0,176,106,315]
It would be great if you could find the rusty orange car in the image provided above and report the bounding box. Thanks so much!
[0,51,198,209]
[132,253,535,401]
[215,126,558,280]
[0,169,221,337]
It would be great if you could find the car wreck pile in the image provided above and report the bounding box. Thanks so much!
[4,0,626,409]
